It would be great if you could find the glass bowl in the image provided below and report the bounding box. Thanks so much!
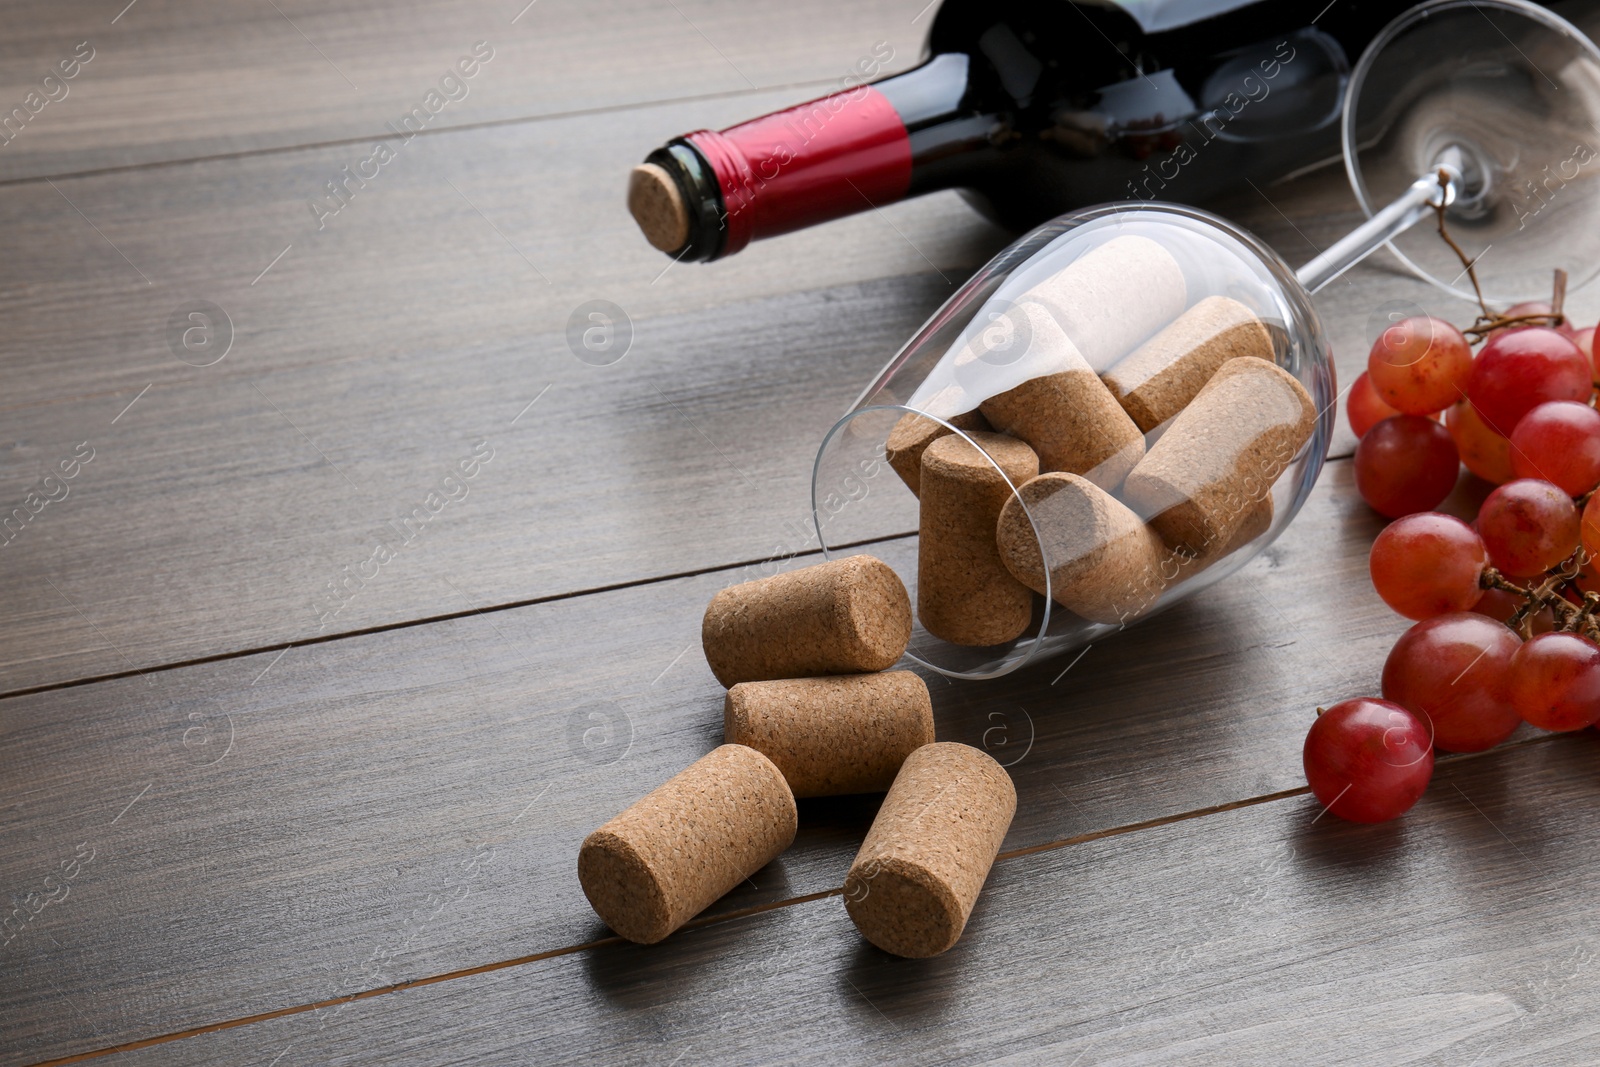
[811,202,1335,680]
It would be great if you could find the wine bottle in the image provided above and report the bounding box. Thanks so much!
[628,0,1594,262]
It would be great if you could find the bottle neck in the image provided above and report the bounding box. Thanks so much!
[658,56,983,261]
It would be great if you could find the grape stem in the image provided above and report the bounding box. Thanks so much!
[1459,295,1569,343]
[1481,561,1599,641]
[1432,173,1490,319]
[1575,591,1600,635]
[1432,176,1569,343]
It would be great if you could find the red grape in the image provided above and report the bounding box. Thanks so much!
[1302,698,1434,823]
[1366,315,1472,415]
[1354,415,1460,518]
[1382,613,1521,752]
[1465,327,1591,436]
[1508,401,1600,495]
[1506,631,1600,731]
[1574,554,1600,597]
[1583,492,1600,560]
[1574,325,1596,368]
[1348,371,1401,438]
[1472,585,1556,633]
[1368,513,1485,619]
[1477,479,1581,577]
[1446,401,1514,485]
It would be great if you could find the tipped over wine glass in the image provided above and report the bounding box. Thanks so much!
[812,0,1600,680]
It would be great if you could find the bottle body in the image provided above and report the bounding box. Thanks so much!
[632,0,1594,261]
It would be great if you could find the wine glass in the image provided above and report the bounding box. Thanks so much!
[1304,0,1600,301]
[811,0,1600,680]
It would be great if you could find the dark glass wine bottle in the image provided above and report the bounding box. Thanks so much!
[628,0,1594,261]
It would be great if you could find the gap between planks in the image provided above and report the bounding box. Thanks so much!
[18,732,1559,1067]
[1,449,1363,704]
[0,530,915,703]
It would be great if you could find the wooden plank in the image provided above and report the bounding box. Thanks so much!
[92,734,1600,1066]
[1,458,1473,1064]
[0,267,955,693]
[7,6,1600,1066]
[0,87,1540,693]
[0,0,928,181]
[0,85,1011,414]
[0,94,1012,693]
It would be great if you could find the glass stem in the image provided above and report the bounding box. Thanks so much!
[1295,173,1451,293]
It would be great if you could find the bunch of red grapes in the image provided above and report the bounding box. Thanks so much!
[1304,304,1600,824]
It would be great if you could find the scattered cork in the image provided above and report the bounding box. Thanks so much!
[1103,296,1276,432]
[978,314,1146,489]
[1023,234,1188,371]
[885,409,992,497]
[918,431,1040,646]
[702,555,912,687]
[723,671,933,797]
[628,163,689,253]
[1123,356,1315,554]
[994,472,1169,624]
[843,742,1016,958]
[578,744,796,944]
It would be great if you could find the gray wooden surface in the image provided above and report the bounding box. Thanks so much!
[4,3,1598,1066]
[102,736,1600,1067]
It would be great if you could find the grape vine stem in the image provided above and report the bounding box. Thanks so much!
[1483,560,1600,642]
[1431,171,1569,343]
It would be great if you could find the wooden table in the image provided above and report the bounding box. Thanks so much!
[4,2,1599,1064]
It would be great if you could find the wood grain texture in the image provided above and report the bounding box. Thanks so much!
[0,0,929,182]
[0,85,1016,694]
[9,2,1600,697]
[2,100,1560,694]
[0,458,1443,1064]
[100,734,1600,1066]
[0,85,1009,414]
[8,3,1600,1067]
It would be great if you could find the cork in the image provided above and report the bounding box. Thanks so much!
[1178,493,1274,574]
[702,555,912,687]
[1103,296,1275,432]
[1023,234,1188,371]
[948,299,1076,398]
[885,409,992,497]
[843,743,1016,958]
[628,163,689,252]
[1123,356,1315,554]
[978,348,1146,490]
[578,744,796,944]
[994,472,1169,624]
[918,431,1041,646]
[723,671,934,797]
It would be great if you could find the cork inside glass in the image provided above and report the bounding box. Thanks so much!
[812,203,1335,681]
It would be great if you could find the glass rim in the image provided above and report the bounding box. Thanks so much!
[810,401,1055,681]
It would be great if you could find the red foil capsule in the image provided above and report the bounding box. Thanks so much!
[684,86,913,256]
